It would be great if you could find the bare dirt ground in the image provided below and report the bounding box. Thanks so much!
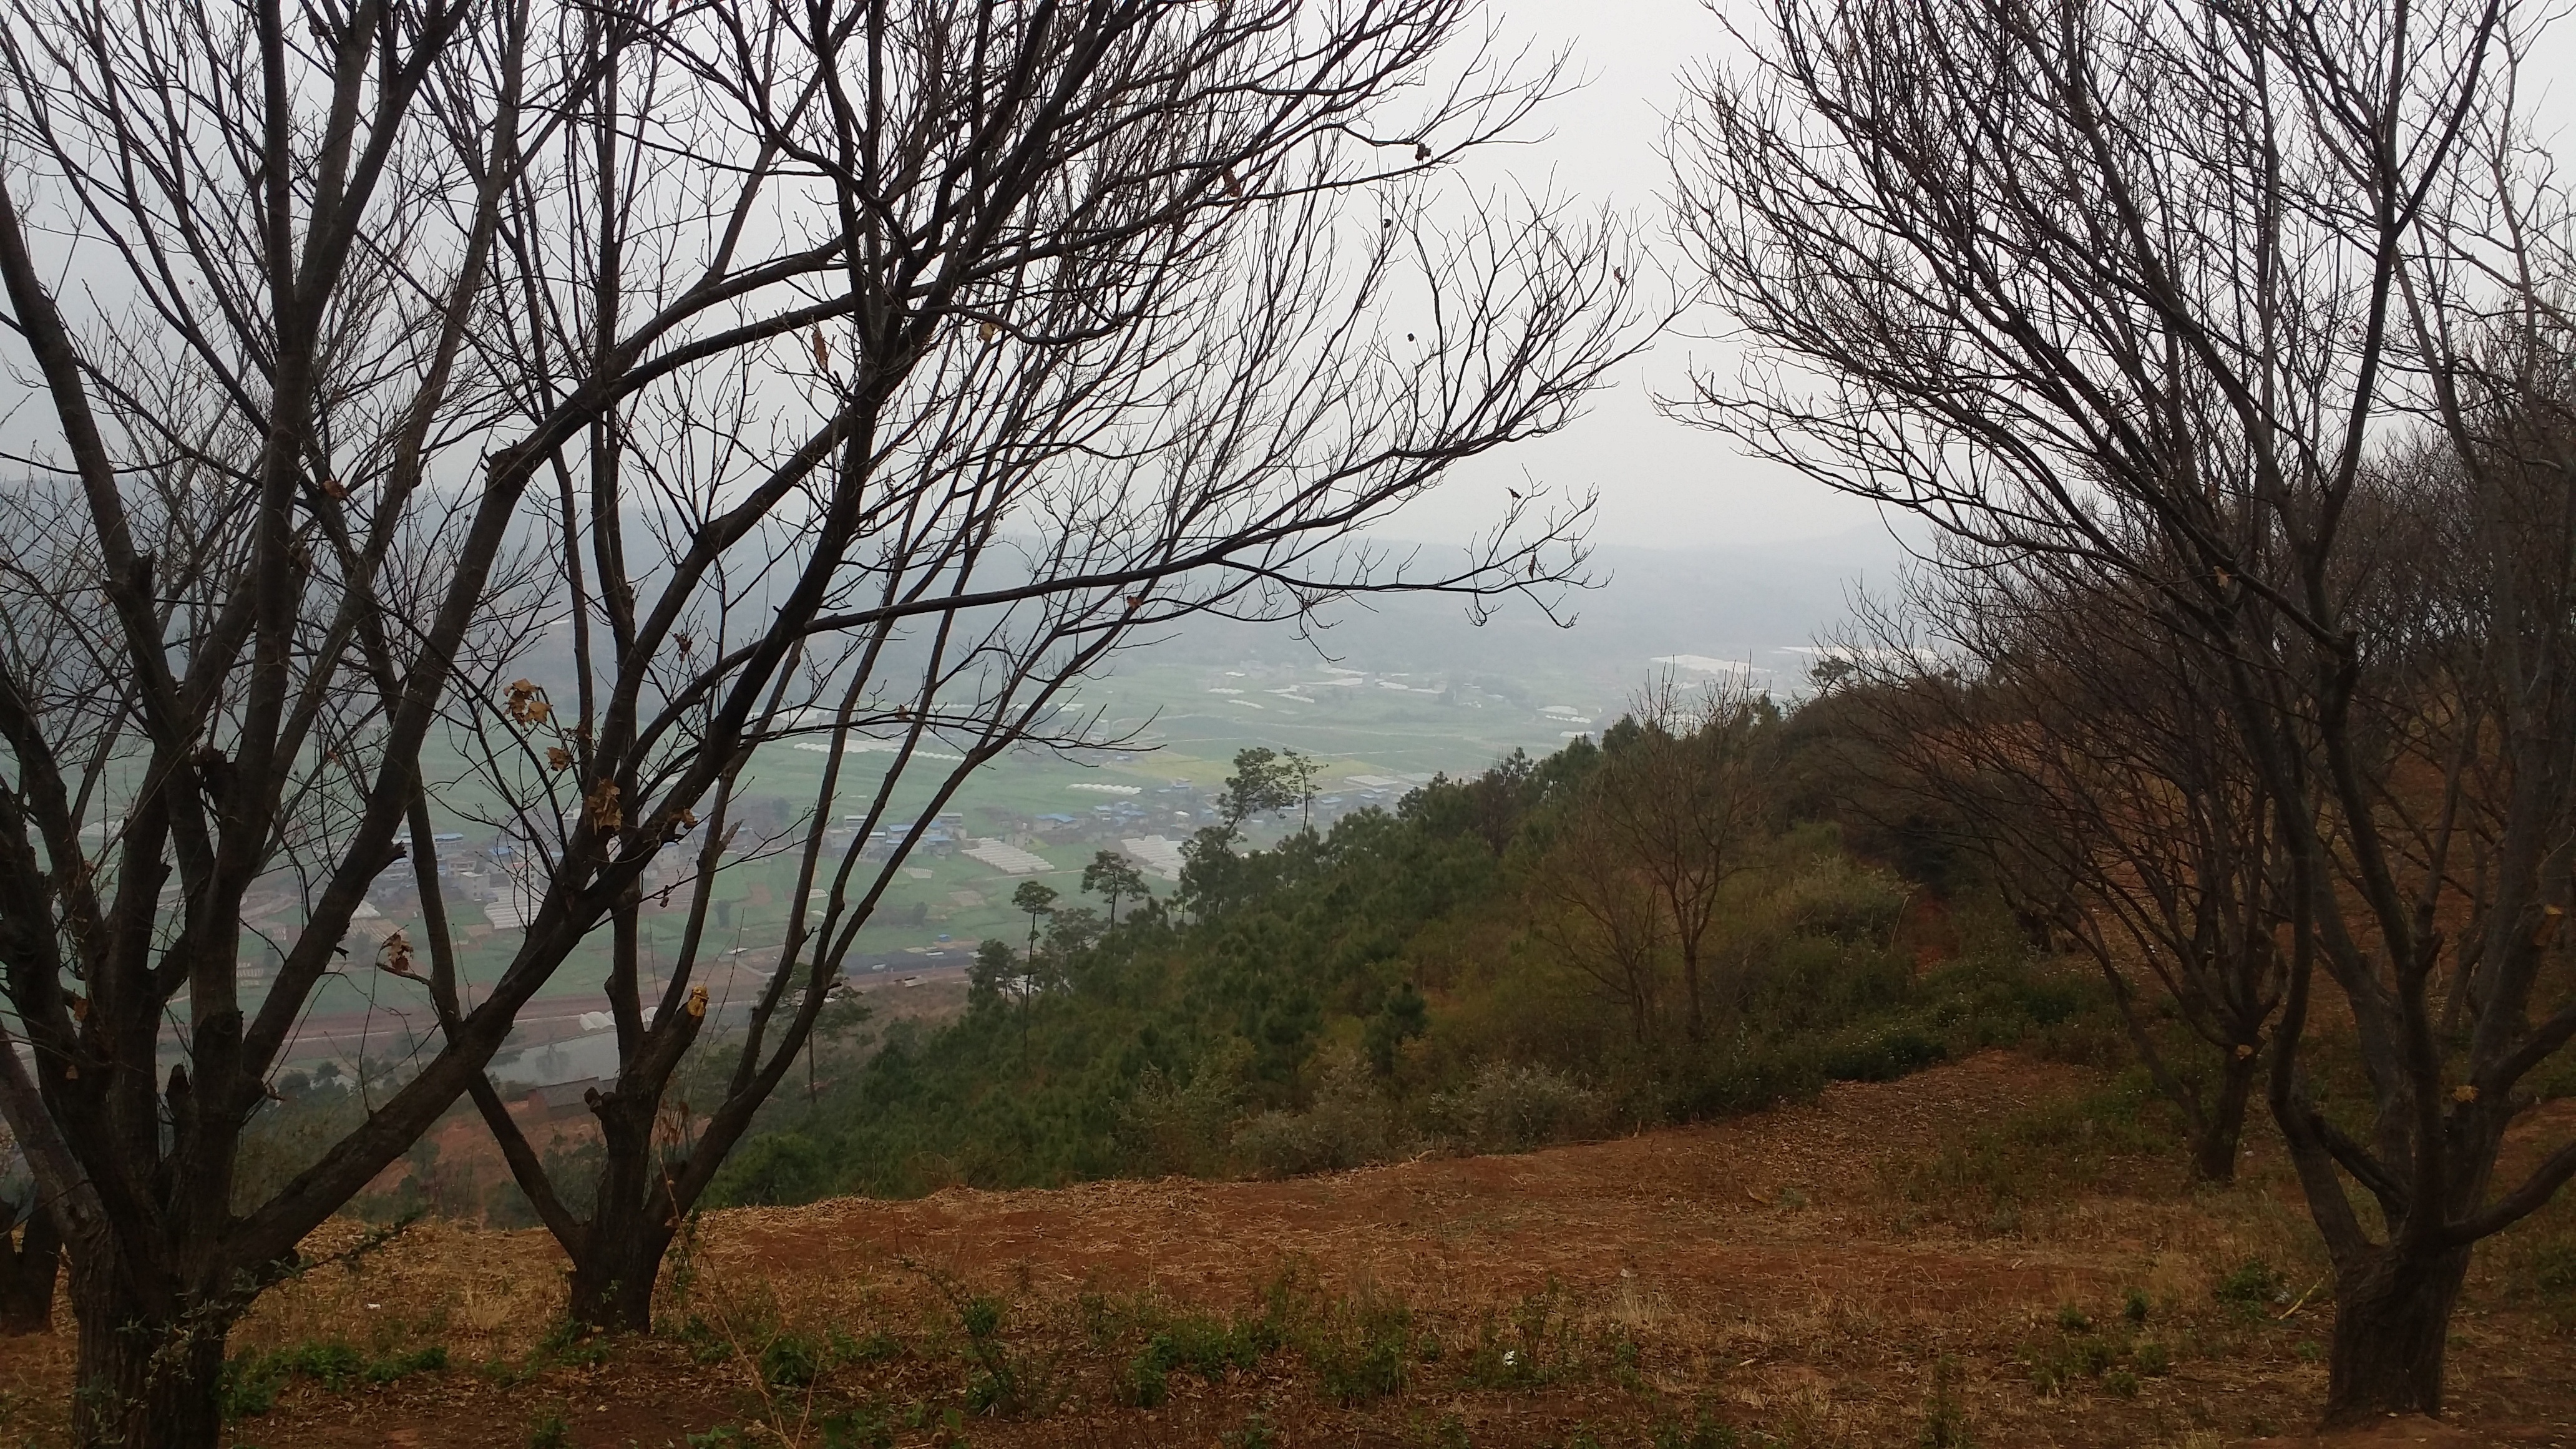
[1,1051,2569,1448]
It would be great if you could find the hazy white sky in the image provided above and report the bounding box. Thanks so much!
[1388,0,1896,554]
[1396,0,2576,555]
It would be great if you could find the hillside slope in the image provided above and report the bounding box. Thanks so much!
[3,1052,2569,1447]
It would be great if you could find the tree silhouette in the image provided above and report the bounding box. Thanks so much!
[1083,852,1151,927]
[1012,882,1062,973]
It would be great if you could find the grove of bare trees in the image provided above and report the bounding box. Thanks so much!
[1823,557,2290,1184]
[1676,0,2576,1418]
[0,0,1648,1441]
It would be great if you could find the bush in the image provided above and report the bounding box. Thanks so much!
[2213,1258,2286,1315]
[529,1408,571,1449]
[820,1405,897,1449]
[2502,1219,2576,1330]
[1818,1024,1947,1083]
[1307,1292,1417,1405]
[1232,1055,1402,1176]
[761,1331,820,1388]
[692,734,2117,1212]
[704,1131,831,1208]
[1429,1060,1606,1152]
[1115,1058,1244,1178]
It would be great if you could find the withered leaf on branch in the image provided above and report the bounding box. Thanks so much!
[587,780,623,832]
[504,678,552,726]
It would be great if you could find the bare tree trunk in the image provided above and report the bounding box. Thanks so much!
[565,1209,671,1334]
[562,1082,676,1333]
[2188,1053,2259,1186]
[0,1211,59,1334]
[2325,1243,2472,1422]
[67,1259,228,1449]
[1677,939,1707,1044]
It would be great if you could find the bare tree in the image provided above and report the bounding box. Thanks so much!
[442,0,1657,1334]
[1528,805,1673,1045]
[1583,680,1773,1042]
[0,0,687,1437]
[1833,550,2290,1182]
[0,1126,57,1334]
[1673,0,2576,1417]
[0,0,1636,1438]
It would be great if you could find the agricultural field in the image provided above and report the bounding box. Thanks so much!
[285,648,1637,1079]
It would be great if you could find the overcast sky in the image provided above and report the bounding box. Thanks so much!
[1385,0,1896,556]
[1393,0,2576,559]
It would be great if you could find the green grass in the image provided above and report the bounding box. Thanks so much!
[218,1340,450,1418]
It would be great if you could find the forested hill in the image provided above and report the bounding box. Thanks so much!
[700,693,2100,1208]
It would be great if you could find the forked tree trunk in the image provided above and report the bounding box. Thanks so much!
[68,1257,231,1449]
[563,1088,676,1334]
[565,1219,672,1334]
[2324,1242,2472,1424]
[2187,1054,2260,1185]
[0,1211,61,1334]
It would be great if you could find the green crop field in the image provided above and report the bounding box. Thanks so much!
[281,650,1617,1059]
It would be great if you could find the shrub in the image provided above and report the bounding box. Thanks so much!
[1308,1293,1416,1404]
[528,1408,570,1449]
[535,1315,610,1367]
[704,1131,831,1208]
[1121,1297,1286,1405]
[1115,1060,1244,1178]
[1880,1073,2180,1219]
[761,1331,820,1388]
[366,1345,449,1382]
[828,1327,905,1365]
[942,1290,1042,1418]
[1222,1409,1281,1449]
[1429,1060,1606,1152]
[1920,1354,1973,1447]
[1232,1055,1402,1176]
[2213,1258,2286,1316]
[820,1406,897,1449]
[1818,1025,1947,1083]
[2502,1222,2576,1329]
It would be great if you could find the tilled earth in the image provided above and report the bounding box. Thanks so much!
[1,1051,2570,1447]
